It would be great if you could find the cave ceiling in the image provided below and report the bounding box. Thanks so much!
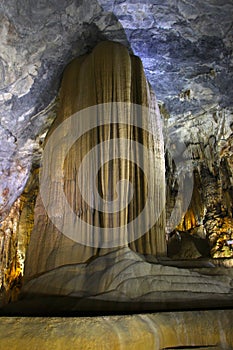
[0,0,233,218]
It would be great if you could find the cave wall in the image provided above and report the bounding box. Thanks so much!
[164,105,233,258]
[0,0,233,295]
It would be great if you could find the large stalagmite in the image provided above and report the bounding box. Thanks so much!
[23,41,167,284]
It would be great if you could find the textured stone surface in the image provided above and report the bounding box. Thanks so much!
[0,168,38,296]
[0,310,233,349]
[99,0,233,113]
[21,247,233,308]
[164,106,233,257]
[0,0,233,302]
[0,0,232,220]
[0,0,130,219]
[23,41,167,289]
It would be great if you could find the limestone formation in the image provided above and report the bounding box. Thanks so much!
[0,2,232,348]
[0,3,232,289]
[24,41,167,283]
[22,247,233,308]
[1,310,233,349]
[0,0,233,231]
[165,106,233,258]
[19,42,233,311]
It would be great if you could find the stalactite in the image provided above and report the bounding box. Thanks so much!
[175,172,204,232]
[0,199,21,295]
[0,167,38,301]
[24,41,166,283]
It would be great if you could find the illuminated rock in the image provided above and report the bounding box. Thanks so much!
[0,310,233,349]
[23,41,166,291]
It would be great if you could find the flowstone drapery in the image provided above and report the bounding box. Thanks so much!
[24,41,166,282]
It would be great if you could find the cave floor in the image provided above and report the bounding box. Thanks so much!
[1,259,233,317]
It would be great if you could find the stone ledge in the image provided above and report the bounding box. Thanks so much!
[0,310,232,350]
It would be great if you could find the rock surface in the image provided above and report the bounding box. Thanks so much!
[0,0,233,298]
[19,247,233,313]
[165,105,233,257]
[99,0,233,113]
[0,0,232,221]
[23,41,168,290]
[0,0,130,219]
[0,310,233,349]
